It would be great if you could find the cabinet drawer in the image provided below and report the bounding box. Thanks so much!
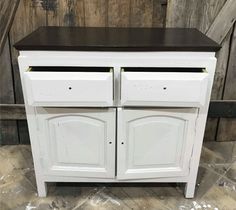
[24,67,113,106]
[121,68,209,107]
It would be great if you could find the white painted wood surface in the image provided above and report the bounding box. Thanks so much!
[24,71,113,106]
[36,108,116,178]
[117,108,197,180]
[18,51,217,198]
[121,71,208,107]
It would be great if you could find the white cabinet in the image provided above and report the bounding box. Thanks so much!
[18,50,217,198]
[36,108,116,178]
[117,108,197,180]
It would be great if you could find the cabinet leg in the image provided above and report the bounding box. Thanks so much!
[184,181,196,198]
[36,180,47,197]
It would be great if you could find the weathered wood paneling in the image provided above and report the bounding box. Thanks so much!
[0,0,19,54]
[0,40,18,145]
[217,23,236,141]
[84,0,107,27]
[206,0,236,44]
[205,27,233,141]
[0,104,26,120]
[211,29,233,100]
[108,0,130,27]
[166,0,227,33]
[152,0,167,27]
[130,0,153,27]
[47,0,85,26]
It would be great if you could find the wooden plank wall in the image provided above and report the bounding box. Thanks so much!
[0,0,235,144]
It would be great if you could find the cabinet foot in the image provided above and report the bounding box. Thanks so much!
[184,181,196,198]
[36,181,47,197]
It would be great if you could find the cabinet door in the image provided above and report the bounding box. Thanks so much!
[117,108,197,180]
[37,108,116,178]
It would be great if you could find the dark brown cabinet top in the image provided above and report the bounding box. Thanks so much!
[14,27,221,52]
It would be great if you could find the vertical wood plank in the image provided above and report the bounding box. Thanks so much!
[206,0,236,44]
[166,0,227,33]
[211,29,233,100]
[0,0,19,54]
[84,0,107,27]
[204,28,233,141]
[107,0,130,27]
[0,39,18,145]
[152,0,167,27]
[9,0,47,144]
[204,118,218,142]
[47,0,85,26]
[217,23,236,142]
[130,0,153,27]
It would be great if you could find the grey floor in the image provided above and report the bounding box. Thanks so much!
[0,142,236,210]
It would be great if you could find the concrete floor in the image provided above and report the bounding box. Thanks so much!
[0,142,236,210]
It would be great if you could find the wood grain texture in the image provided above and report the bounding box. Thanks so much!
[204,118,218,141]
[84,0,107,27]
[152,0,167,27]
[166,0,227,33]
[17,120,30,144]
[107,0,130,27]
[206,27,233,142]
[217,24,236,141]
[0,104,26,120]
[206,0,236,43]
[47,0,85,26]
[0,0,19,54]
[130,0,153,27]
[0,39,18,145]
[211,28,233,100]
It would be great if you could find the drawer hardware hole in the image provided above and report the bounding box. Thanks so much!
[109,141,112,144]
[163,87,167,90]
[68,87,72,90]
[121,142,124,145]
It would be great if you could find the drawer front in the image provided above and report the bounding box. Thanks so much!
[24,71,113,106]
[121,71,208,107]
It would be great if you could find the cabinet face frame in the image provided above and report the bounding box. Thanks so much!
[36,108,116,179]
[117,108,198,180]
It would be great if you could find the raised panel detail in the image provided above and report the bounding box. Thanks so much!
[117,108,197,180]
[37,108,116,178]
[128,116,185,167]
[50,116,105,165]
